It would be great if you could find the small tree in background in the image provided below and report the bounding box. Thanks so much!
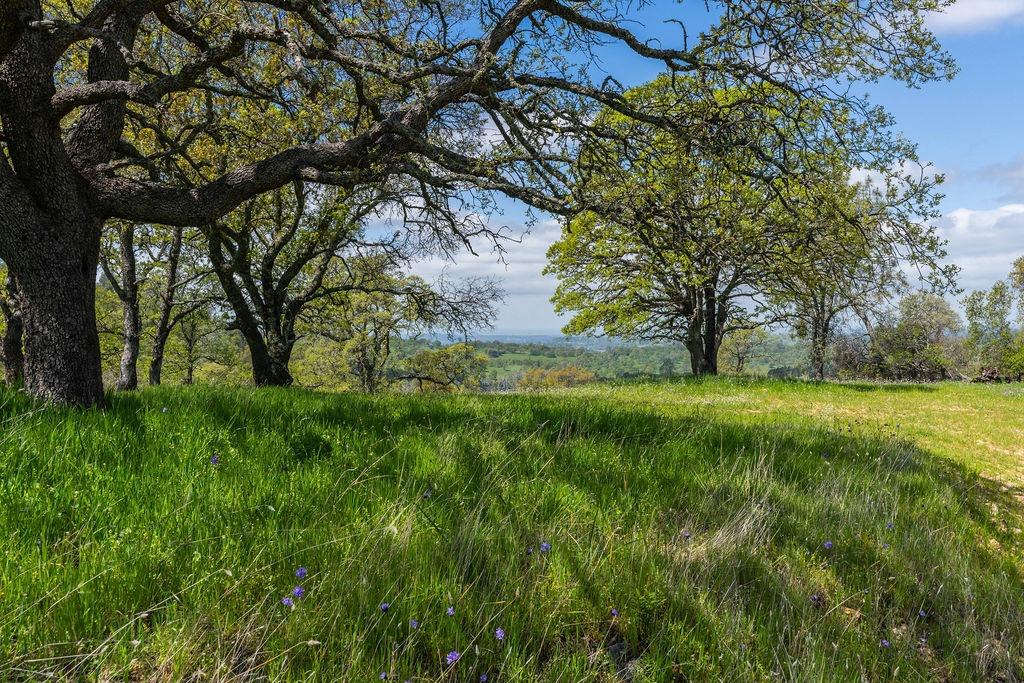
[401,344,488,393]
[869,293,964,381]
[964,282,1015,377]
[720,328,770,375]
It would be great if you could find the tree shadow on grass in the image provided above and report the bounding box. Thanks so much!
[352,392,1022,679]
[8,384,1021,680]
[829,381,940,393]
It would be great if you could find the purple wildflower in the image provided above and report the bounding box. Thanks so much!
[886,521,895,530]
[210,454,220,465]
[539,541,552,554]
[681,529,692,541]
[281,596,294,607]
[810,594,824,608]
[410,618,420,629]
[611,608,619,618]
[823,540,834,551]
[918,609,927,618]
[380,602,390,613]
[880,639,891,648]
[495,627,505,642]
[379,673,387,680]
[446,605,455,617]
[445,650,461,666]
[292,586,305,599]
[295,566,308,579]
[480,676,488,682]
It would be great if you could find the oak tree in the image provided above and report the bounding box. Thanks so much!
[0,0,955,403]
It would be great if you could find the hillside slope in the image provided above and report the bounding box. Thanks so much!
[1,381,1022,681]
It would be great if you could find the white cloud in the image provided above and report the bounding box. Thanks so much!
[408,203,1024,334]
[937,204,1024,289]
[928,0,1024,32]
[413,220,566,333]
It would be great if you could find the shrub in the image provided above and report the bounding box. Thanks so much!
[517,365,597,390]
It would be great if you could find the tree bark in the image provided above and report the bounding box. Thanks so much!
[0,17,112,406]
[149,322,171,387]
[810,332,827,381]
[809,302,832,381]
[250,331,294,386]
[686,327,707,376]
[685,286,721,376]
[14,246,105,406]
[114,223,140,391]
[149,226,184,386]
[207,223,296,386]
[700,283,720,375]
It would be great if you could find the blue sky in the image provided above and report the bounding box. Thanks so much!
[417,1,1024,335]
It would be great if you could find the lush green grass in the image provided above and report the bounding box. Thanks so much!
[1,379,1022,681]
[575,378,1024,485]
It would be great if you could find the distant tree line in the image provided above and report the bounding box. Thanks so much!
[821,259,1024,382]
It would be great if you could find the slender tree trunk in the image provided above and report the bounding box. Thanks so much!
[686,330,706,376]
[208,226,295,387]
[149,327,171,386]
[1,274,24,385]
[809,306,830,381]
[810,333,827,381]
[149,227,184,386]
[700,285,720,375]
[686,285,720,376]
[702,285,718,375]
[115,224,140,391]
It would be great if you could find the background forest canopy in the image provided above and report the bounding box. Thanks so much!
[0,0,992,405]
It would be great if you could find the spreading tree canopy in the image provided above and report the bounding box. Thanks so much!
[1,0,955,403]
[546,75,953,375]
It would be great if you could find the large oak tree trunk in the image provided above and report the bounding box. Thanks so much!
[14,247,105,406]
[251,340,295,387]
[686,328,706,376]
[686,288,721,377]
[1,18,114,406]
[810,334,827,381]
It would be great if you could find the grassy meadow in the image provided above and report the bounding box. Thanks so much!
[1,379,1022,681]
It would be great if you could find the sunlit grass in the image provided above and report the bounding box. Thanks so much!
[0,380,1021,681]
[577,378,1024,485]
